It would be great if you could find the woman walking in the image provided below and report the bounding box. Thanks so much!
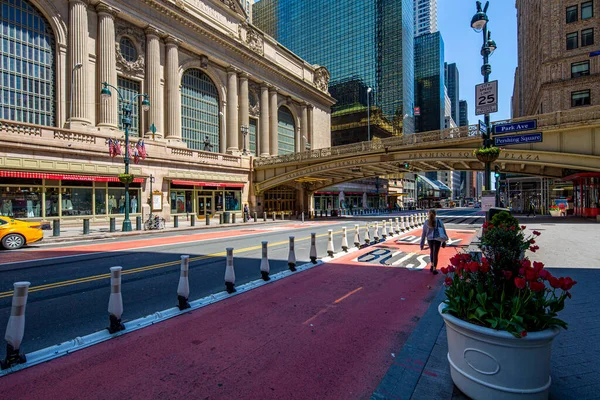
[420,209,448,275]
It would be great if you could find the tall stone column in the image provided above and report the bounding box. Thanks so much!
[68,0,90,127]
[259,85,270,157]
[96,3,119,129]
[226,67,239,153]
[145,27,163,139]
[301,104,308,152]
[269,87,278,156]
[238,73,249,152]
[165,36,181,141]
[307,105,314,150]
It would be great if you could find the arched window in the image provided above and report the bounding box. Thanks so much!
[181,69,220,152]
[277,107,295,155]
[1,0,55,126]
[119,37,137,62]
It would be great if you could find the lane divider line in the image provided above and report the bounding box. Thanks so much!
[333,287,363,304]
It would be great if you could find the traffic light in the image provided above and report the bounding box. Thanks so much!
[494,166,500,178]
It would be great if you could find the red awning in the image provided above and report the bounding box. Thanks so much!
[171,180,245,188]
[0,170,144,183]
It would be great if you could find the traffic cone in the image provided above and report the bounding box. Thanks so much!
[341,227,349,252]
[1,282,30,370]
[327,229,335,257]
[373,223,380,242]
[260,241,271,281]
[107,267,125,334]
[288,236,297,271]
[225,248,236,293]
[364,224,371,245]
[353,224,361,248]
[310,233,317,264]
[177,255,191,310]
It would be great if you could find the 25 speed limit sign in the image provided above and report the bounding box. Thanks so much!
[475,80,498,115]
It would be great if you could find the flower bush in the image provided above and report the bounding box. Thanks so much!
[441,212,576,338]
[549,205,560,211]
[473,146,501,157]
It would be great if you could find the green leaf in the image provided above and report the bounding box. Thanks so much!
[475,307,487,319]
[476,293,488,307]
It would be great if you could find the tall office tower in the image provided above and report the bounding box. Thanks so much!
[414,0,438,37]
[253,0,415,143]
[444,87,456,128]
[240,0,253,22]
[459,100,469,126]
[513,1,600,117]
[452,171,462,200]
[445,63,459,125]
[414,32,445,133]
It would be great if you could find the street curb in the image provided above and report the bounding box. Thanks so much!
[0,227,412,376]
[371,281,447,400]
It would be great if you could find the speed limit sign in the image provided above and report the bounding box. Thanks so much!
[475,80,498,115]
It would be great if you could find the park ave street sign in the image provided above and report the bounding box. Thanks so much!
[494,132,543,146]
[475,80,498,115]
[493,120,537,135]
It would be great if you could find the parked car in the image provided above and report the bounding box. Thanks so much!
[474,202,481,208]
[0,216,43,250]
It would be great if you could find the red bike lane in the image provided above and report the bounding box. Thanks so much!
[1,229,476,400]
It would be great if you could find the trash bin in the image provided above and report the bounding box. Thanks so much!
[224,212,231,224]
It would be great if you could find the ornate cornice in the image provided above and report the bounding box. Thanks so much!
[164,35,182,47]
[144,25,162,38]
[95,2,120,16]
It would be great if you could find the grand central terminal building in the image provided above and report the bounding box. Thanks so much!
[0,0,335,222]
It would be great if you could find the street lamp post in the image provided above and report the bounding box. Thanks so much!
[367,87,372,141]
[100,82,150,232]
[241,124,249,155]
[471,1,497,192]
[69,63,83,128]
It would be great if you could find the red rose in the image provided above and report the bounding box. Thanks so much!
[480,263,490,273]
[521,225,526,230]
[539,270,551,280]
[444,277,453,286]
[520,330,528,337]
[467,262,479,273]
[520,259,531,269]
[514,277,526,289]
[448,265,455,273]
[529,245,539,253]
[503,270,513,279]
[530,281,546,292]
[529,239,536,245]
[561,277,577,291]
[533,230,541,236]
[440,267,449,274]
[519,267,525,275]
[525,269,537,281]
[533,261,544,271]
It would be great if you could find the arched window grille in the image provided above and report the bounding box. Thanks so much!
[181,69,220,152]
[1,0,55,126]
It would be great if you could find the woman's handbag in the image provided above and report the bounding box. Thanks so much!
[435,219,449,242]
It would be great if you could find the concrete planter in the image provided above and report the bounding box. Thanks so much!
[549,210,561,217]
[439,303,560,400]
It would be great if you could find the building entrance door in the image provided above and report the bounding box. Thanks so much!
[198,196,212,216]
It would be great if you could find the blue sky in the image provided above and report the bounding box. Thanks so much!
[438,0,518,125]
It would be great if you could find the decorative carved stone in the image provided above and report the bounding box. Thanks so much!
[115,22,146,74]
[246,28,264,56]
[220,0,237,11]
[249,88,260,117]
[314,66,330,92]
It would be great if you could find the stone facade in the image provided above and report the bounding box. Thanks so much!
[0,0,334,223]
[514,0,600,117]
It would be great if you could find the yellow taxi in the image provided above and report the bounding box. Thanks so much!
[0,216,43,250]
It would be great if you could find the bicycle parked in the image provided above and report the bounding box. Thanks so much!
[144,213,165,230]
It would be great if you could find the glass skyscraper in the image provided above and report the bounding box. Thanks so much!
[445,62,459,125]
[414,32,445,133]
[253,0,414,137]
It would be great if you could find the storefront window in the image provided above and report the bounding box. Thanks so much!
[45,187,59,217]
[170,190,193,214]
[225,190,241,211]
[107,189,125,214]
[0,187,42,218]
[95,189,106,215]
[215,191,224,212]
[61,187,93,216]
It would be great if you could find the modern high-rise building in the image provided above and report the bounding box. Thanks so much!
[459,100,469,127]
[445,63,459,125]
[414,32,445,132]
[253,0,415,140]
[513,0,600,117]
[240,0,253,22]
[414,0,438,37]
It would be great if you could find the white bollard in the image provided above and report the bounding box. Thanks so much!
[177,255,191,310]
[353,224,361,248]
[107,267,125,334]
[410,215,416,228]
[327,229,335,257]
[260,241,271,281]
[310,233,318,264]
[288,237,297,271]
[1,282,30,369]
[225,248,236,293]
[301,212,305,223]
[381,221,387,240]
[388,218,394,237]
[373,223,380,242]
[341,227,349,252]
[394,217,400,234]
[364,224,371,245]
[400,216,406,232]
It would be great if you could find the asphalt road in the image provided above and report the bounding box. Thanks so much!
[0,209,484,355]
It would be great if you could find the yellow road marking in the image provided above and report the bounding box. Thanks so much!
[0,229,345,299]
[333,287,363,304]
